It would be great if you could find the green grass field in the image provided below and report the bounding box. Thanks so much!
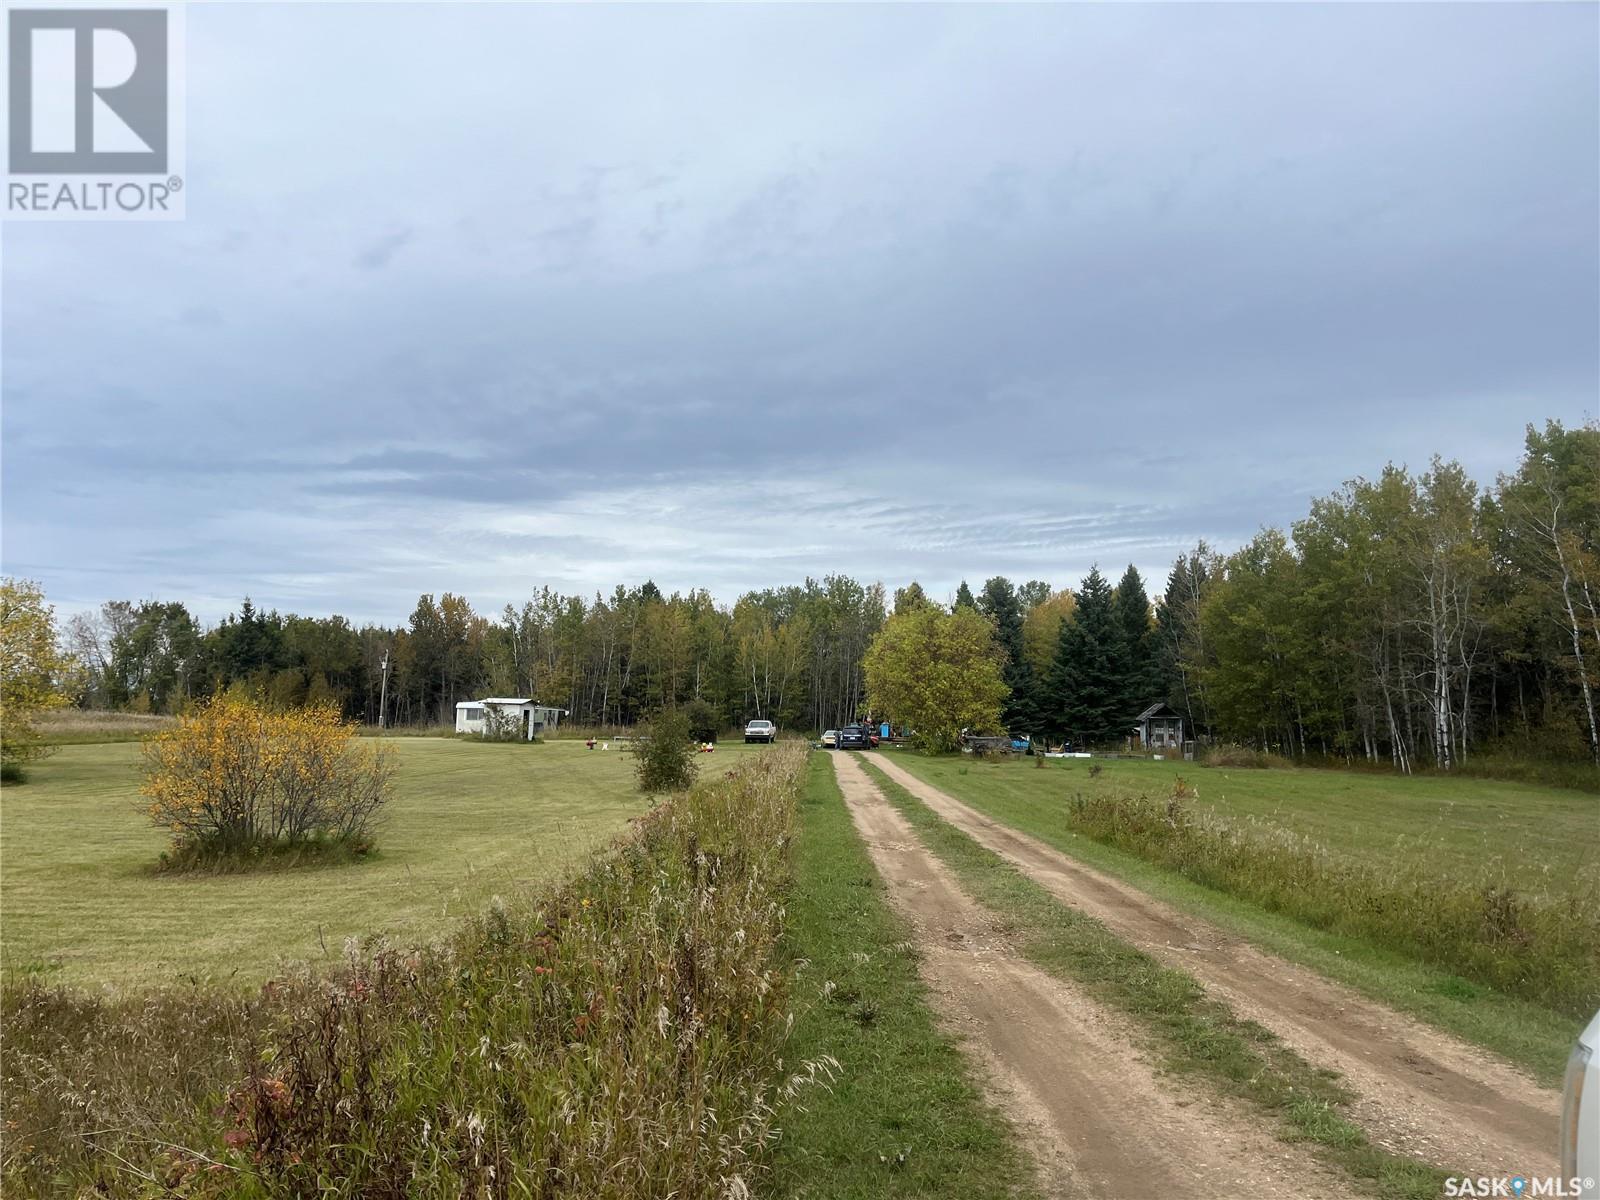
[1,739,757,988]
[896,754,1599,892]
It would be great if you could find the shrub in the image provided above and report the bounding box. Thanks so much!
[683,697,720,743]
[1202,743,1294,769]
[142,695,392,865]
[482,706,525,742]
[632,709,698,794]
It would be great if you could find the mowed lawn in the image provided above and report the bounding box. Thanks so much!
[2,738,756,988]
[887,753,1600,891]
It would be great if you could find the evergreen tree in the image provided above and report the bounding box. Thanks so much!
[1045,567,1127,743]
[978,576,1038,731]
[216,598,285,684]
[953,580,977,611]
[1112,564,1161,718]
[893,581,934,614]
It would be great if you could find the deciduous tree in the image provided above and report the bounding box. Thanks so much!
[864,606,1006,752]
[0,578,75,776]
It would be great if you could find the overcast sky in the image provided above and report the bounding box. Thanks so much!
[4,3,1596,624]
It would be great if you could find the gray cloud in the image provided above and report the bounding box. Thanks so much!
[3,3,1596,623]
[352,227,415,271]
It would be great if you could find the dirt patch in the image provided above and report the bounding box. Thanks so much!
[831,752,1348,1199]
[864,752,1562,1179]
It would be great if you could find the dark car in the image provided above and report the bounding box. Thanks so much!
[838,723,873,750]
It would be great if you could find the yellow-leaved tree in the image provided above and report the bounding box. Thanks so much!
[864,605,1007,753]
[1021,588,1076,677]
[0,578,76,780]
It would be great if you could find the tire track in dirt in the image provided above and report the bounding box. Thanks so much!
[830,751,1349,1200]
[862,751,1562,1180]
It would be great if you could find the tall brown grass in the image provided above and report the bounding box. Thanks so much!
[3,745,821,1197]
[35,709,176,744]
[1201,744,1294,770]
[1062,783,1600,1016]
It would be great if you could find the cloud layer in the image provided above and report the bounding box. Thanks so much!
[4,4,1596,621]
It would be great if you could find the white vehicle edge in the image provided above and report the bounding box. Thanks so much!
[1563,1009,1599,1196]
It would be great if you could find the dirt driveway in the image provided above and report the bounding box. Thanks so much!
[830,751,1349,1199]
[863,751,1562,1181]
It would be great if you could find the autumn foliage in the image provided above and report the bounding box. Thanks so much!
[142,695,392,864]
[864,606,1007,753]
[0,577,75,779]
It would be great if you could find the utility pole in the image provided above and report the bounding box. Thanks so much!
[378,650,391,732]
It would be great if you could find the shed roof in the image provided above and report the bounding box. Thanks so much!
[456,699,568,710]
[1134,702,1181,721]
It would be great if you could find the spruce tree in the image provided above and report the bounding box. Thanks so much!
[894,581,934,614]
[1045,567,1127,744]
[1112,564,1161,718]
[978,576,1038,731]
[953,580,977,611]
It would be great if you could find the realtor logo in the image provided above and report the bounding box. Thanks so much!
[9,8,167,173]
[5,6,183,219]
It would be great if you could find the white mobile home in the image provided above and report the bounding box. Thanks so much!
[454,698,568,740]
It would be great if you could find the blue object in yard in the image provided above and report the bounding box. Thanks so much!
[881,722,891,739]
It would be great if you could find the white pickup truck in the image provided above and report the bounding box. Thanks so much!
[743,719,776,744]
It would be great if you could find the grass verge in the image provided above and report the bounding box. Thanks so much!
[888,754,1585,1085]
[858,759,1450,1200]
[770,754,1039,1199]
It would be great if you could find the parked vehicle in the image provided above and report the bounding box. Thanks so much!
[744,719,776,744]
[838,724,873,750]
[1563,1010,1598,1195]
[820,729,839,749]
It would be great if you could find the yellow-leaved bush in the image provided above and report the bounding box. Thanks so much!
[142,695,393,860]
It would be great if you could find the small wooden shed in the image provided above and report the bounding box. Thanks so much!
[1133,702,1184,750]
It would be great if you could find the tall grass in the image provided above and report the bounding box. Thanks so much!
[1060,783,1600,1017]
[3,746,819,1197]
[1201,744,1294,770]
[34,709,176,745]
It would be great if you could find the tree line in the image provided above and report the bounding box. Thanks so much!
[1159,421,1600,769]
[64,579,889,737]
[57,420,1598,770]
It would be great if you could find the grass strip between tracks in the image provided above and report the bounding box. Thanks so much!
[769,753,1041,1199]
